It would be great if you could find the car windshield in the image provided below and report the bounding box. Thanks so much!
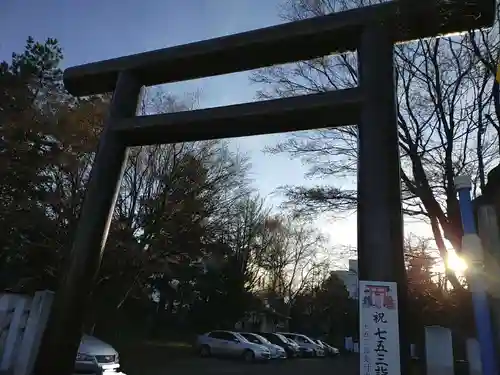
[241,333,263,344]
[300,336,315,344]
[283,335,296,343]
[274,333,289,343]
[252,334,270,344]
[234,332,249,342]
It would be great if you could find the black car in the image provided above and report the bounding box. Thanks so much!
[255,332,300,358]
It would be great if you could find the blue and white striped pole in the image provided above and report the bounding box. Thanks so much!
[455,175,498,375]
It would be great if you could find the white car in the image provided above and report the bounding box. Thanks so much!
[278,332,325,357]
[75,335,124,374]
[239,332,287,359]
[196,330,271,362]
[314,339,340,357]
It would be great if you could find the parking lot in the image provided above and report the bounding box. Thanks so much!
[123,356,359,375]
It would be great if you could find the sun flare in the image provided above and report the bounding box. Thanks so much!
[446,251,468,274]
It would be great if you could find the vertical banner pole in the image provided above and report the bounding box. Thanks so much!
[455,175,498,375]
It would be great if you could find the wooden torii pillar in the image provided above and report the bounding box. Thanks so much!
[31,1,495,374]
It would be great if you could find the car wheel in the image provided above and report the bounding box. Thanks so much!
[243,350,255,362]
[200,345,211,357]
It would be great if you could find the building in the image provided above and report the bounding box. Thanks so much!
[234,293,290,333]
[234,306,290,333]
[333,259,359,299]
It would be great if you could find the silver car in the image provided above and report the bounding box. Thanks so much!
[315,339,340,357]
[239,332,287,359]
[74,334,123,374]
[279,332,325,357]
[197,330,271,362]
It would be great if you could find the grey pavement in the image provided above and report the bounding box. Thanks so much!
[126,356,359,375]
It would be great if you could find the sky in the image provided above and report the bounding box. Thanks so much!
[1,0,434,267]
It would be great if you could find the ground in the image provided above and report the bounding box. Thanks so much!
[114,341,360,375]
[121,356,359,375]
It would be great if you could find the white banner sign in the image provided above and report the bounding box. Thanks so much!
[359,280,401,375]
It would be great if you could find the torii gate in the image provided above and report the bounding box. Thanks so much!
[32,1,495,374]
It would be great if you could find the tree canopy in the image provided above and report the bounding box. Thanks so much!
[0,37,341,341]
[251,0,500,290]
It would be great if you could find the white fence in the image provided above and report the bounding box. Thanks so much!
[345,326,484,375]
[0,291,53,375]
